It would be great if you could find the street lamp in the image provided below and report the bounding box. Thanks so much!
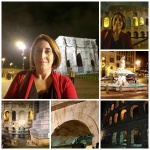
[135,60,141,73]
[2,58,5,66]
[16,41,26,70]
[10,62,13,67]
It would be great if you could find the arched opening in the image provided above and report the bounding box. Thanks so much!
[146,18,148,26]
[133,17,138,26]
[12,111,16,121]
[140,17,144,26]
[120,131,127,146]
[131,128,142,147]
[120,109,127,121]
[66,60,71,73]
[77,53,83,73]
[28,110,33,120]
[91,59,95,72]
[127,32,131,37]
[126,17,131,27]
[51,120,92,148]
[134,31,138,39]
[112,132,117,145]
[140,31,145,38]
[109,116,112,125]
[4,110,9,121]
[104,17,109,28]
[111,104,114,111]
[130,105,139,118]
[19,111,26,127]
[114,113,118,123]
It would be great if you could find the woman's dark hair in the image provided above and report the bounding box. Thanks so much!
[30,34,61,69]
[111,12,126,30]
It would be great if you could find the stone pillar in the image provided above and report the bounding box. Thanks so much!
[126,130,131,148]
[92,135,99,148]
[141,130,148,148]
[116,131,120,145]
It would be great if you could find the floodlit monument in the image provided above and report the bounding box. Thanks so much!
[101,101,148,148]
[56,36,99,74]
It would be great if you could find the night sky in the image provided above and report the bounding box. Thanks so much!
[2,2,99,69]
[136,51,148,69]
[101,2,148,12]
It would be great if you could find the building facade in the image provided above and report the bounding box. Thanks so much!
[101,101,148,148]
[56,36,99,74]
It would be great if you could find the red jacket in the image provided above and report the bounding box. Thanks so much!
[4,70,78,99]
[101,29,134,49]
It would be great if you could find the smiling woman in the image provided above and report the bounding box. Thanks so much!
[101,12,134,49]
[4,34,78,99]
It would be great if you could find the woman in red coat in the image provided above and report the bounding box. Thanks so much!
[101,12,134,49]
[4,34,78,99]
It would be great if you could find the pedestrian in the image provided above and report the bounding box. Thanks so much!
[4,34,78,99]
[69,68,76,84]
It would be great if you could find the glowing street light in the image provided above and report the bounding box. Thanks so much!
[16,41,26,70]
[135,60,141,73]
[136,60,141,66]
[2,58,6,66]
[10,62,13,67]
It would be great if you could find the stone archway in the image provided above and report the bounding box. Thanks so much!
[52,120,92,147]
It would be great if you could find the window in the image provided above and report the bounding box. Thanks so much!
[110,58,114,63]
[12,111,16,121]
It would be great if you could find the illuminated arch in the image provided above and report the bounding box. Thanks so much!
[104,17,109,28]
[111,104,114,111]
[109,116,112,125]
[140,17,144,26]
[133,17,138,26]
[120,109,127,120]
[130,105,139,118]
[114,113,118,123]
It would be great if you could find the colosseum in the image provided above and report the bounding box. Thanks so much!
[101,101,148,148]
[101,4,148,49]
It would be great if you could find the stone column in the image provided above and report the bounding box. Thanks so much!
[92,135,99,148]
[116,131,120,145]
[141,130,148,148]
[126,130,131,148]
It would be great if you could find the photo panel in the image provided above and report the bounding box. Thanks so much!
[100,50,148,99]
[101,1,148,49]
[2,100,50,148]
[51,100,99,148]
[101,100,148,148]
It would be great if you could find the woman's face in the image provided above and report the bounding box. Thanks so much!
[112,14,123,30]
[33,40,54,71]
